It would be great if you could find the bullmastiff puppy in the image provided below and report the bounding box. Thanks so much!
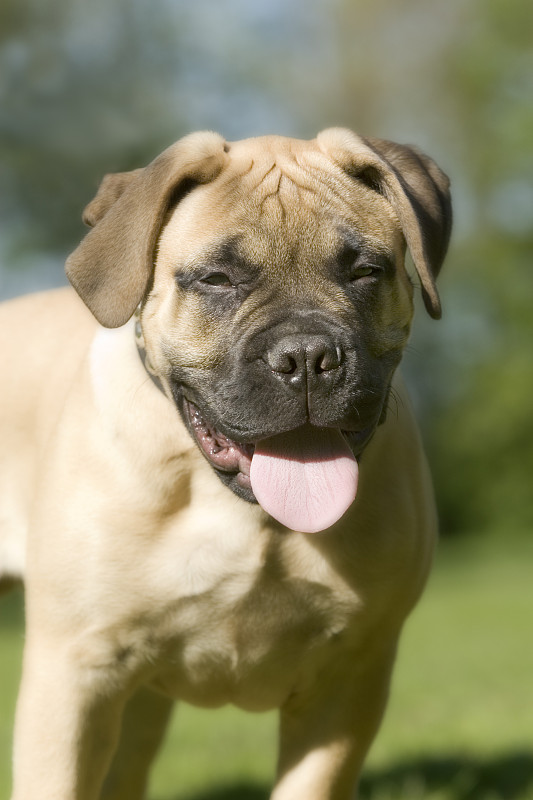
[0,127,451,799]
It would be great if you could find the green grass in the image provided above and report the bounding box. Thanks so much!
[0,589,24,800]
[1,534,532,799]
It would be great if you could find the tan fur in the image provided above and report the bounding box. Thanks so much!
[0,129,451,800]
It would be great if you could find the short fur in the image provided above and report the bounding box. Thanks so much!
[0,128,451,800]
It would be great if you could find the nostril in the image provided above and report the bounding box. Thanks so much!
[314,356,326,375]
[278,355,298,375]
[313,345,342,374]
[266,344,301,375]
[286,356,298,375]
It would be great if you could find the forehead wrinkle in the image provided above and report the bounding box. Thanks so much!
[222,143,396,225]
[211,148,368,232]
[254,171,351,236]
[247,155,312,207]
[267,151,347,202]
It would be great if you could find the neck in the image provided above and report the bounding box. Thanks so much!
[133,308,166,395]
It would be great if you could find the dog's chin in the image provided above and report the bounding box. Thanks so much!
[180,398,376,504]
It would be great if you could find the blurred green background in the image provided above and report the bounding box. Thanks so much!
[1,0,532,797]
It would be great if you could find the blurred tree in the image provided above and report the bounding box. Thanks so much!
[0,0,194,257]
[425,0,533,533]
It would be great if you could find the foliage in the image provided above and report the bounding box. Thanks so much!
[422,0,533,533]
[427,234,533,534]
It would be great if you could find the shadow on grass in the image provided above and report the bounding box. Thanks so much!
[359,752,533,799]
[162,788,268,800]
[158,751,533,800]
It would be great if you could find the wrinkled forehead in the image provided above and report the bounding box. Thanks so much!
[158,136,403,269]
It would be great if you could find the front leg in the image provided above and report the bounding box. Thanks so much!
[101,686,174,800]
[272,641,397,800]
[11,635,129,800]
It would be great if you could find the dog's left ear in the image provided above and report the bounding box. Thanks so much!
[66,132,229,328]
[318,128,452,319]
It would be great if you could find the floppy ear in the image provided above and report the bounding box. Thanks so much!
[317,128,452,319]
[81,169,144,228]
[66,131,229,328]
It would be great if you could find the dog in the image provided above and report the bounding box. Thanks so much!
[0,128,451,799]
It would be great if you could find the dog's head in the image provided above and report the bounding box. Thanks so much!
[67,129,451,532]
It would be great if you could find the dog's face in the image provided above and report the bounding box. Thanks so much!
[67,129,451,525]
[144,141,411,501]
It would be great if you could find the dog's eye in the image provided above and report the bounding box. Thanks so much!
[350,265,380,281]
[200,272,233,287]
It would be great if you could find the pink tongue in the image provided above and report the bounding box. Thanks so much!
[250,425,358,533]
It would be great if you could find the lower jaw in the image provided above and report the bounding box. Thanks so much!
[215,469,255,503]
[182,398,377,504]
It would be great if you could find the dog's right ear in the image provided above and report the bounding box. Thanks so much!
[81,169,143,228]
[66,132,229,328]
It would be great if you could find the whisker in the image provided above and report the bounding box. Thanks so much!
[387,386,404,419]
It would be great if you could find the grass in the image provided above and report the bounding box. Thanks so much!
[1,532,532,799]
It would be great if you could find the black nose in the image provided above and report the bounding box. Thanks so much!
[266,334,343,387]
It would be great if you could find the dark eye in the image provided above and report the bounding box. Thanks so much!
[200,272,233,287]
[350,265,381,281]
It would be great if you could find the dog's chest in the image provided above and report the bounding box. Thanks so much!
[146,526,360,710]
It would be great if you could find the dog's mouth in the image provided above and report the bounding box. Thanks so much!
[188,401,255,489]
[185,400,373,533]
